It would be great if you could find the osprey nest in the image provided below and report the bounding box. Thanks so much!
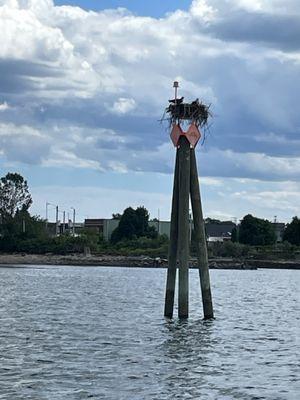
[166,97,211,128]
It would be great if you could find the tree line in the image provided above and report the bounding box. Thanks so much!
[0,172,300,256]
[231,214,300,246]
[0,172,166,254]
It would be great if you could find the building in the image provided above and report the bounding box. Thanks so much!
[149,220,171,237]
[84,219,119,240]
[84,218,237,242]
[272,222,285,242]
[205,221,236,242]
[50,217,285,243]
[46,221,84,236]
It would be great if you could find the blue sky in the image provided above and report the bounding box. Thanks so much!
[0,0,300,222]
[54,0,191,17]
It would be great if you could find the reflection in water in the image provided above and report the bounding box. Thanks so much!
[162,318,215,365]
[160,319,214,399]
[0,266,298,400]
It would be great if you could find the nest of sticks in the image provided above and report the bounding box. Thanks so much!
[165,98,211,128]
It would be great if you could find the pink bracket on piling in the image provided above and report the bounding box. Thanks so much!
[170,124,183,147]
[170,122,201,148]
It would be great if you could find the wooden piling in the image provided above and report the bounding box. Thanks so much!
[164,150,180,318]
[190,148,214,319]
[177,136,191,318]
[163,82,214,319]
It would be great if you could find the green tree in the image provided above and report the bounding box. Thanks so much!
[0,172,33,241]
[111,206,157,244]
[204,218,222,224]
[231,226,238,242]
[14,210,47,239]
[111,207,137,243]
[239,214,276,246]
[283,217,300,245]
[0,172,32,218]
[135,206,151,237]
[112,213,122,220]
[0,173,49,252]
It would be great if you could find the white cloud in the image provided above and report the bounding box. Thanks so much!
[0,101,9,111]
[235,0,263,12]
[200,177,300,222]
[190,0,216,21]
[0,0,299,186]
[107,161,128,173]
[200,177,223,186]
[231,186,300,215]
[242,191,300,213]
[0,123,50,163]
[198,148,300,181]
[231,151,300,178]
[111,97,136,115]
[0,3,71,61]
[254,0,300,15]
[191,0,300,15]
[42,149,102,170]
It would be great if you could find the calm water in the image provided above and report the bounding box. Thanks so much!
[0,266,299,400]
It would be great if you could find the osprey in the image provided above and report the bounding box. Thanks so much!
[168,96,184,104]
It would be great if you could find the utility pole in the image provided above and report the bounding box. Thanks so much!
[46,202,57,234]
[71,207,76,236]
[157,208,160,234]
[56,205,59,236]
[46,202,49,230]
[63,211,66,234]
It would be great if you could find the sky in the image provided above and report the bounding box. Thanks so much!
[0,0,299,223]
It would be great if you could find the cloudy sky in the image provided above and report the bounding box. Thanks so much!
[0,0,299,222]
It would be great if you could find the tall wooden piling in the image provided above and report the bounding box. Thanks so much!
[163,81,214,319]
[177,136,191,318]
[164,151,180,318]
[190,148,214,319]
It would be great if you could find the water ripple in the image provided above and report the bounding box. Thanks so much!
[0,266,299,399]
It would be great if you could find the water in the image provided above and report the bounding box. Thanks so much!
[0,266,299,400]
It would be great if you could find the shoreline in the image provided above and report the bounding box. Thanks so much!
[0,253,299,270]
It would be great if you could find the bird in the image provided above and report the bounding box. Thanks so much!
[191,98,199,106]
[168,96,184,104]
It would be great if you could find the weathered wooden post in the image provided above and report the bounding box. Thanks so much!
[164,82,214,319]
[190,148,214,318]
[177,135,191,318]
[164,151,179,318]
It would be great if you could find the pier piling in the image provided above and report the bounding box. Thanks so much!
[177,136,191,318]
[190,148,214,319]
[164,151,179,318]
[163,82,214,319]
